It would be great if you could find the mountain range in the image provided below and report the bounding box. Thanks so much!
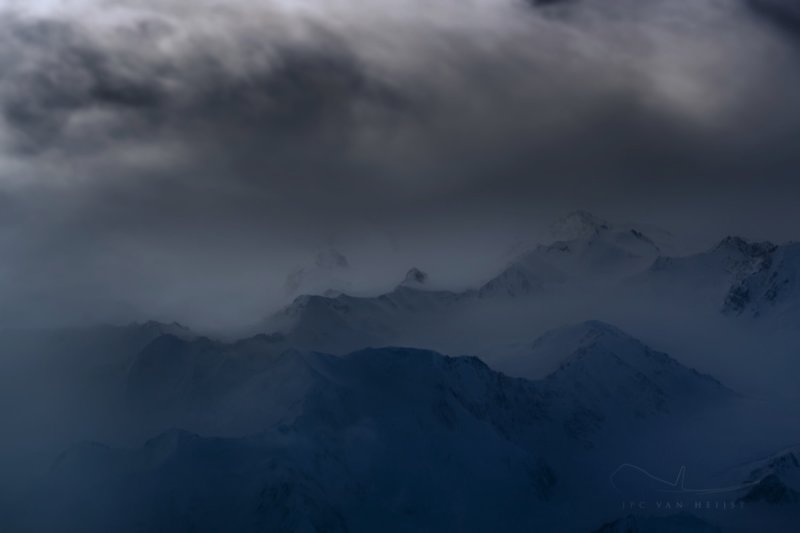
[3,212,800,532]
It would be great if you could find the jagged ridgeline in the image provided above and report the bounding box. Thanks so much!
[2,211,800,533]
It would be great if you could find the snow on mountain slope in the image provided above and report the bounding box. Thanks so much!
[632,236,777,308]
[548,211,671,256]
[723,242,800,320]
[516,322,733,445]
[399,267,429,287]
[548,210,613,242]
[123,336,562,443]
[0,321,194,445]
[482,212,663,297]
[7,325,755,532]
[17,347,566,533]
[284,247,352,298]
[266,278,472,352]
[265,212,672,353]
[502,321,728,389]
[125,333,317,437]
[723,445,800,505]
[17,430,351,533]
[122,322,734,453]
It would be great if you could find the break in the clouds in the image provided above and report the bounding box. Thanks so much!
[0,0,799,328]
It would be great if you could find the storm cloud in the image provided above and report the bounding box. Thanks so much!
[1,0,799,329]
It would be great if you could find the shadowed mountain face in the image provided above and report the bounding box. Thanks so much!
[723,243,800,319]
[262,218,800,373]
[13,346,562,533]
[120,322,731,442]
[532,321,730,407]
[262,213,672,352]
[638,237,778,304]
[0,214,799,532]
[1,0,800,527]
[5,322,747,532]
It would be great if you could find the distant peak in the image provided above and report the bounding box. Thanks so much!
[548,210,610,241]
[136,320,189,330]
[550,320,632,349]
[565,210,609,227]
[714,236,776,257]
[401,267,429,286]
[531,320,650,373]
[572,319,627,337]
[547,319,627,338]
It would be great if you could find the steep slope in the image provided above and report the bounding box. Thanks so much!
[723,242,800,319]
[124,322,733,444]
[124,332,312,436]
[265,212,670,354]
[481,212,662,298]
[727,445,800,505]
[506,321,728,387]
[633,236,777,309]
[19,347,562,533]
[9,324,745,532]
[522,322,732,444]
[266,280,472,353]
[284,247,352,297]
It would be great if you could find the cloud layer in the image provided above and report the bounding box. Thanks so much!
[1,0,799,328]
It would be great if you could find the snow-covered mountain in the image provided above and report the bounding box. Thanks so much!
[482,212,664,298]
[630,236,800,325]
[266,273,473,353]
[284,248,352,298]
[7,320,798,532]
[6,215,800,531]
[535,321,729,405]
[725,445,800,505]
[263,216,800,363]
[264,212,676,353]
[548,211,673,255]
[509,321,733,445]
[120,322,732,441]
[15,346,567,533]
[723,242,800,320]
[632,236,778,309]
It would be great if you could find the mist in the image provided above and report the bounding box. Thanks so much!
[0,0,799,329]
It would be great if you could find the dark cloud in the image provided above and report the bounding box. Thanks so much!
[747,0,800,36]
[0,0,799,328]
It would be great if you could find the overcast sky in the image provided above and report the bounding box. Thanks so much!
[1,0,799,329]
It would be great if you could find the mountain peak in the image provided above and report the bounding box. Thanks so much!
[130,320,192,337]
[538,320,708,379]
[531,321,731,418]
[714,236,776,257]
[285,248,351,297]
[548,210,610,241]
[401,267,429,287]
[531,320,634,360]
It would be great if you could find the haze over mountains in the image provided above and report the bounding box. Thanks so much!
[4,323,781,532]
[2,211,800,532]
[259,212,800,399]
[2,0,800,530]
